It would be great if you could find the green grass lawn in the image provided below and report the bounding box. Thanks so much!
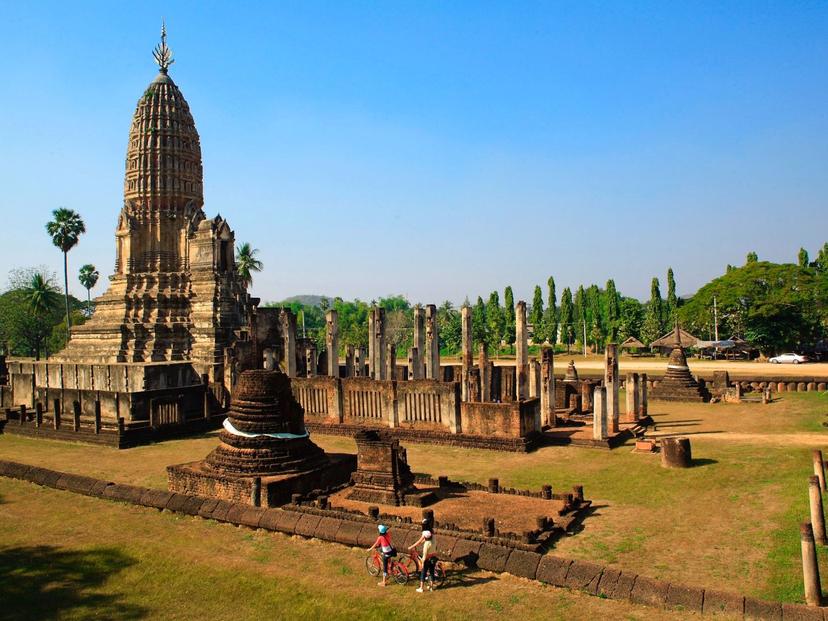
[1,392,827,618]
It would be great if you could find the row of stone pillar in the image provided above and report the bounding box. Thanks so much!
[803,450,828,606]
[278,305,442,381]
[593,370,649,440]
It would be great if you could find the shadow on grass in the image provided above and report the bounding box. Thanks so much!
[0,546,147,621]
[439,565,498,590]
[692,458,718,468]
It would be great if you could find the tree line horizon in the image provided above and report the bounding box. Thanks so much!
[269,244,828,357]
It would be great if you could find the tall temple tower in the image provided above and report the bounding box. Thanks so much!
[60,25,250,379]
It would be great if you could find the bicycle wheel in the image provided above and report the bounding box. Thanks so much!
[365,554,381,577]
[391,561,409,585]
[432,561,447,589]
[401,553,419,575]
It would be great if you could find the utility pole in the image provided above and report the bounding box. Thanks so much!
[713,296,719,341]
[583,320,587,358]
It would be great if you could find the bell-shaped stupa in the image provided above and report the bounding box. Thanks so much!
[650,325,709,402]
[205,370,328,476]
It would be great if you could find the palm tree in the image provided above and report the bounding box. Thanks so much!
[235,242,263,288]
[23,273,60,360]
[46,208,86,337]
[78,264,99,316]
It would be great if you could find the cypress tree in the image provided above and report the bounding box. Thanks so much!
[798,248,810,268]
[605,279,620,343]
[503,286,516,345]
[574,286,586,348]
[472,297,488,350]
[641,277,665,346]
[666,267,678,324]
[559,287,574,352]
[530,285,545,343]
[543,276,558,344]
[486,291,505,354]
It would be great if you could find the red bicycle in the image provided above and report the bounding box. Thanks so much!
[402,548,447,589]
[365,550,410,585]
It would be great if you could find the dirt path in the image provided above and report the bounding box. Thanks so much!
[650,429,828,446]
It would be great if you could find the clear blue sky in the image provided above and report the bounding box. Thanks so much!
[1,2,827,305]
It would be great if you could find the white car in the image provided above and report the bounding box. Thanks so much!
[769,353,809,364]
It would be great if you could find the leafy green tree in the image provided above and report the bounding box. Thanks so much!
[530,285,545,343]
[503,286,516,346]
[235,242,263,288]
[816,243,828,272]
[559,287,574,351]
[588,285,603,350]
[486,291,505,354]
[666,267,678,324]
[78,264,99,316]
[641,277,665,346]
[543,276,558,345]
[679,261,826,354]
[604,279,621,343]
[799,248,810,268]
[437,300,461,354]
[574,286,586,348]
[21,273,61,359]
[472,297,488,350]
[25,273,61,317]
[46,208,86,336]
[746,251,758,264]
[618,297,645,342]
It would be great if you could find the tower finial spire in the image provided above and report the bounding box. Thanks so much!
[153,19,175,74]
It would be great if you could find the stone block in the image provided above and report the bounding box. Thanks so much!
[181,495,206,516]
[450,539,482,565]
[238,507,266,529]
[293,513,323,537]
[665,583,703,612]
[27,467,52,486]
[55,474,98,495]
[357,523,380,548]
[90,480,112,497]
[535,555,572,587]
[477,543,512,573]
[138,489,175,510]
[313,516,343,542]
[225,504,248,524]
[210,500,235,522]
[611,572,638,600]
[702,589,744,616]
[335,521,364,546]
[781,603,823,621]
[198,499,220,518]
[434,535,458,560]
[596,568,621,598]
[271,510,302,534]
[629,575,669,607]
[744,597,782,620]
[39,469,62,488]
[504,549,541,580]
[166,493,193,513]
[102,483,146,504]
[563,560,603,594]
[258,508,285,531]
[0,461,33,480]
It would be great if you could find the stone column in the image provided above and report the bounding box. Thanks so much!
[605,343,619,433]
[414,305,426,379]
[305,345,316,378]
[345,345,355,378]
[639,373,648,417]
[385,343,396,381]
[529,359,541,398]
[814,450,827,492]
[478,344,490,402]
[801,522,823,606]
[369,307,386,380]
[625,373,640,423]
[279,308,297,378]
[515,301,529,400]
[355,346,367,377]
[540,347,556,427]
[325,310,339,377]
[461,306,473,401]
[425,304,440,380]
[593,386,608,440]
[809,476,827,545]
[408,347,420,380]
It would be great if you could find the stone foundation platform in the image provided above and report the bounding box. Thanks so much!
[167,453,355,507]
[306,422,539,452]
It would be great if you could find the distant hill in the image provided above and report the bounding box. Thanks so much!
[275,294,332,307]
